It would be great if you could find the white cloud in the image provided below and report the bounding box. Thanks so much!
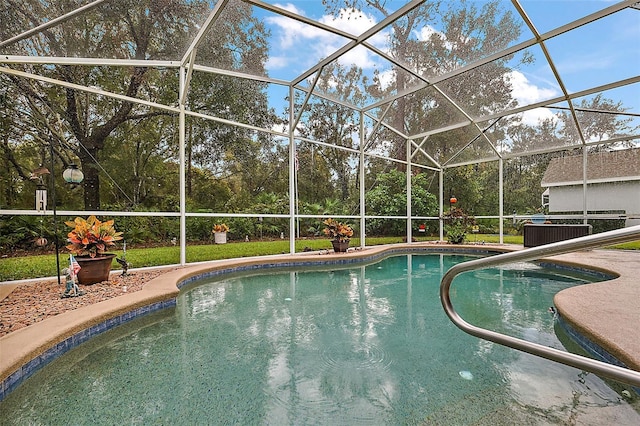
[506,70,559,126]
[508,70,557,105]
[319,8,377,36]
[266,56,289,70]
[415,25,444,43]
[520,107,557,127]
[266,9,333,50]
[415,25,453,50]
[266,5,384,71]
[273,3,303,15]
[376,69,395,91]
[336,45,377,68]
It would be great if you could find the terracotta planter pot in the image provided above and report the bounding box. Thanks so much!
[75,253,116,285]
[331,240,350,253]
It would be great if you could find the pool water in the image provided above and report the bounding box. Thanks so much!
[2,254,638,424]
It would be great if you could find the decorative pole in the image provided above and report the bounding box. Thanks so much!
[50,136,61,287]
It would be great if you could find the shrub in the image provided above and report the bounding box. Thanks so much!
[443,207,475,244]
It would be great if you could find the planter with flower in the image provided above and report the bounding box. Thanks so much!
[212,223,229,244]
[322,218,353,252]
[65,215,123,284]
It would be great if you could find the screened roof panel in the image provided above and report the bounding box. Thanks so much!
[413,122,480,165]
[477,118,509,157]
[538,106,583,148]
[1,0,211,61]
[410,147,441,170]
[543,8,640,95]
[434,52,543,121]
[488,102,582,155]
[186,70,285,131]
[445,127,499,165]
[298,48,384,109]
[256,0,411,35]
[0,0,103,54]
[520,0,631,34]
[365,103,394,130]
[220,2,358,82]
[361,126,400,159]
[402,85,470,135]
[599,83,640,116]
[454,43,564,118]
[193,2,270,76]
[66,65,180,106]
[364,0,534,81]
[571,90,640,144]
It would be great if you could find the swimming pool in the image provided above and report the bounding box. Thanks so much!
[1,254,638,424]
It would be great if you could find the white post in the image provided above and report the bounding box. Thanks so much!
[582,148,588,224]
[288,85,296,254]
[406,137,412,242]
[179,68,187,265]
[499,157,504,244]
[359,111,366,247]
[439,169,444,241]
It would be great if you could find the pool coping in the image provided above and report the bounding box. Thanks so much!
[1,243,638,400]
[548,250,640,373]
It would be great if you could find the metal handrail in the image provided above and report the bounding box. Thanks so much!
[440,225,640,387]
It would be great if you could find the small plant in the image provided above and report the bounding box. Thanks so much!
[212,223,229,233]
[65,215,123,257]
[443,207,475,244]
[444,223,467,244]
[322,218,354,242]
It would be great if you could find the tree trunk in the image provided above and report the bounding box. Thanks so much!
[78,145,101,210]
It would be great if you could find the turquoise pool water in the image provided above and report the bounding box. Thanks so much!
[2,254,638,424]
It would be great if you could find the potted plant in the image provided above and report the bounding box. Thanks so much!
[212,223,229,244]
[322,218,353,252]
[65,215,123,284]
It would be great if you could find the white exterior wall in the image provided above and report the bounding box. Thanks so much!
[547,181,640,227]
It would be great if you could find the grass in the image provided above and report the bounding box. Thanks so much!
[1,234,637,283]
[0,237,406,282]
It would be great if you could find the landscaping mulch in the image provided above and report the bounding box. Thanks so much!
[0,269,176,337]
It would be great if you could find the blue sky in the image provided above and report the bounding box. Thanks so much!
[250,0,639,132]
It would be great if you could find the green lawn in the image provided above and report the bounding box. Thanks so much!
[0,237,399,282]
[1,234,637,282]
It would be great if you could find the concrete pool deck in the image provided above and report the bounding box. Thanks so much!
[1,243,639,398]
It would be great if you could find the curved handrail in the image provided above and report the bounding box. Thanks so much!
[440,225,640,387]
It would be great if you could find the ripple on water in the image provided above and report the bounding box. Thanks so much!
[262,341,394,423]
[320,341,392,372]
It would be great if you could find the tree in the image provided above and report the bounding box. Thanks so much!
[365,170,438,235]
[185,9,276,203]
[296,63,368,207]
[102,114,179,209]
[557,94,638,149]
[323,0,529,167]
[2,0,272,210]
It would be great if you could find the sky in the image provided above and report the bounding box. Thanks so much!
[249,0,640,134]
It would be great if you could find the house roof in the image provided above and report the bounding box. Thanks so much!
[541,148,640,187]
